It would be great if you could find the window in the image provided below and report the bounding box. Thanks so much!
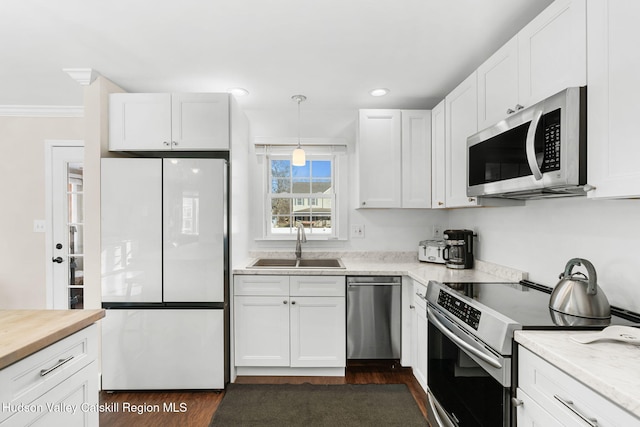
[267,155,335,237]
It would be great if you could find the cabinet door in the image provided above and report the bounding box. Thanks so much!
[109,93,171,151]
[2,362,99,427]
[477,36,519,130]
[516,388,565,427]
[171,93,230,150]
[587,0,640,198]
[414,307,429,393]
[234,296,290,366]
[445,72,479,208]
[101,158,162,303]
[163,158,226,302]
[431,100,447,208]
[290,296,346,367]
[401,110,432,208]
[518,0,586,108]
[358,110,402,208]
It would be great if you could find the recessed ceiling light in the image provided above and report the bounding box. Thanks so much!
[369,88,390,97]
[228,87,249,97]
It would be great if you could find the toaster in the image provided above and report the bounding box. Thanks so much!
[418,240,446,264]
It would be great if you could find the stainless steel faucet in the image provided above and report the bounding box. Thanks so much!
[295,222,307,260]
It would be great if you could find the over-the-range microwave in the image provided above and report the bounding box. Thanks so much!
[467,86,587,200]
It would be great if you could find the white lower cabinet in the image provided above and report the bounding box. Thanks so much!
[234,275,346,372]
[410,280,428,392]
[0,325,99,427]
[517,345,640,426]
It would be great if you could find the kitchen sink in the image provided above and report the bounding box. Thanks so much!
[248,258,345,269]
[249,258,298,268]
[297,259,344,268]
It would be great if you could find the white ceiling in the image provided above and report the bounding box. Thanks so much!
[0,0,554,111]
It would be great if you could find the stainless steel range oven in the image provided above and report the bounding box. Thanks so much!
[425,280,640,427]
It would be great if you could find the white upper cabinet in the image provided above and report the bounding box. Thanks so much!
[478,0,586,130]
[358,109,431,208]
[109,93,230,151]
[358,110,402,208]
[401,110,432,208]
[431,100,447,209]
[587,0,640,199]
[445,72,479,208]
[477,36,519,131]
[518,0,586,108]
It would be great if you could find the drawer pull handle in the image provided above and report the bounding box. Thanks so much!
[553,394,598,426]
[40,356,74,377]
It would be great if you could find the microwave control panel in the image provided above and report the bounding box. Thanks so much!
[541,108,561,172]
[437,290,481,330]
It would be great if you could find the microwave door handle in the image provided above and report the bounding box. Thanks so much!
[526,109,544,180]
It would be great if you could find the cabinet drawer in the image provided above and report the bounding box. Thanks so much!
[518,346,639,427]
[290,276,345,297]
[234,275,289,296]
[0,324,98,423]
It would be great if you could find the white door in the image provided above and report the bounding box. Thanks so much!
[162,158,226,302]
[171,93,230,150]
[49,145,84,309]
[101,158,163,303]
[108,93,171,151]
[431,100,447,209]
[101,309,225,389]
[290,296,346,367]
[445,72,479,208]
[358,110,402,208]
[234,296,290,367]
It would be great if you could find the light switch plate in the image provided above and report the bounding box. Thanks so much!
[433,225,443,239]
[33,220,46,233]
[351,224,365,238]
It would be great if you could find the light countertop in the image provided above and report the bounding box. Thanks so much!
[0,309,105,370]
[515,329,640,418]
[233,252,528,285]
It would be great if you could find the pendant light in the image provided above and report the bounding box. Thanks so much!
[291,94,307,166]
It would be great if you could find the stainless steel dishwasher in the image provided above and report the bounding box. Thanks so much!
[346,276,401,359]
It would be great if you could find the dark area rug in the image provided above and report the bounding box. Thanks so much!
[209,383,427,426]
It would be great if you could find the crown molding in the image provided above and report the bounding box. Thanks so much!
[63,68,100,86]
[0,105,84,117]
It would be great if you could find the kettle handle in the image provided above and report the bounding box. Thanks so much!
[563,258,598,295]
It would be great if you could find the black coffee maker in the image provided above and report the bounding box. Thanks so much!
[443,229,474,269]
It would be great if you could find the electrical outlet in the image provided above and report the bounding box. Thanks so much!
[432,225,443,239]
[33,220,46,233]
[351,224,365,238]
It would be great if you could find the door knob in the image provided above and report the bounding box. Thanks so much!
[52,257,64,264]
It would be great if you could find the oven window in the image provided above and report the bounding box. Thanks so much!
[428,321,507,426]
[468,122,532,186]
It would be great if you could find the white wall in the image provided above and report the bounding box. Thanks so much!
[448,197,640,312]
[0,116,83,309]
[244,108,447,255]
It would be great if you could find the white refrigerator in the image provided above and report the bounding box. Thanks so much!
[100,157,228,390]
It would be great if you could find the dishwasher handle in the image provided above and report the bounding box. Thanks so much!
[347,276,401,286]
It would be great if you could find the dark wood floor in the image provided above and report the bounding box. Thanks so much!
[99,360,429,427]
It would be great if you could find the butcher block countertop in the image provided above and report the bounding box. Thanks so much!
[0,309,105,370]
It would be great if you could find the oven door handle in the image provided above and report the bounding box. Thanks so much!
[525,109,544,180]
[428,392,455,427]
[427,307,502,369]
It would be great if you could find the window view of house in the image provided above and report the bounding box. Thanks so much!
[269,158,334,235]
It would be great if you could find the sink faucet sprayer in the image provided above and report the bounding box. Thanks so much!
[295,222,307,260]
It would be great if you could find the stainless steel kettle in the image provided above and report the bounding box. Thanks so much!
[549,258,611,325]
